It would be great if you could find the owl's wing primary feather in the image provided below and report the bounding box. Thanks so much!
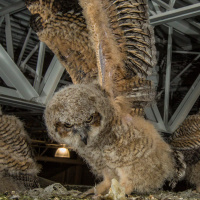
[25,0,98,84]
[79,0,157,111]
[170,114,200,150]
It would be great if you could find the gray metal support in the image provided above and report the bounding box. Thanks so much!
[169,0,176,8]
[0,87,22,98]
[0,16,4,27]
[17,27,32,66]
[36,59,65,104]
[152,0,170,10]
[34,42,46,92]
[0,96,44,112]
[0,1,26,16]
[20,43,39,70]
[5,14,14,60]
[39,55,57,94]
[171,54,200,85]
[145,104,167,132]
[168,74,200,132]
[152,1,162,14]
[173,51,200,55]
[164,27,173,125]
[0,44,39,100]
[150,3,200,26]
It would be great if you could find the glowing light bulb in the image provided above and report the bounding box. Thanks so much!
[55,147,70,158]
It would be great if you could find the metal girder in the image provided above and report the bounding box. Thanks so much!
[20,43,39,70]
[151,1,162,14]
[164,27,173,125]
[171,54,200,84]
[152,0,170,10]
[169,0,176,8]
[0,87,22,99]
[168,20,200,37]
[17,27,32,66]
[0,95,44,112]
[150,3,200,26]
[145,104,167,132]
[36,58,65,104]
[173,51,200,54]
[34,42,46,92]
[0,1,26,16]
[168,74,200,133]
[5,14,14,60]
[0,44,39,100]
[38,55,57,94]
[0,16,4,27]
[150,1,200,47]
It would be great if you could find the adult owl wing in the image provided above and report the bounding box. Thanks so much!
[26,0,157,114]
[25,0,98,84]
[170,114,200,150]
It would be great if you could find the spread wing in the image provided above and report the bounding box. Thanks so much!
[170,114,200,150]
[79,0,157,111]
[26,0,157,113]
[25,0,98,84]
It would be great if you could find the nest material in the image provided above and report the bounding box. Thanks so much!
[1,181,200,200]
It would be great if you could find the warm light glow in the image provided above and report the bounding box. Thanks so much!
[55,147,70,158]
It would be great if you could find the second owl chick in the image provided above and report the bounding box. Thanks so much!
[45,84,177,195]
[170,113,200,192]
[0,108,40,192]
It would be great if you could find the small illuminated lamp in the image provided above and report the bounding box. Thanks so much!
[55,145,70,158]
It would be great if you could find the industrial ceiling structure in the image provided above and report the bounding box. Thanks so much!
[0,0,200,138]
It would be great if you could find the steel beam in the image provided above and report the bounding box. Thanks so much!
[20,43,39,70]
[17,27,32,66]
[164,27,173,125]
[0,44,39,100]
[34,42,46,92]
[145,104,167,132]
[39,55,57,94]
[168,74,200,133]
[0,16,4,27]
[5,14,14,60]
[151,1,162,14]
[169,0,176,8]
[0,87,22,98]
[0,95,44,112]
[150,3,200,26]
[150,1,200,44]
[0,1,26,16]
[173,51,200,55]
[151,0,170,10]
[171,54,200,85]
[36,58,65,104]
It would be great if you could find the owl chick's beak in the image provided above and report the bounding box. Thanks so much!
[73,127,88,145]
[79,132,88,145]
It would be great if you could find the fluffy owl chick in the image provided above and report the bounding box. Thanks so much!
[170,113,200,192]
[45,84,176,194]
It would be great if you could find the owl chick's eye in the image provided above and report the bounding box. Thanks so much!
[86,115,94,123]
[64,123,73,128]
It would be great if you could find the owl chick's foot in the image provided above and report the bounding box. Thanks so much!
[196,185,200,193]
[77,191,94,198]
